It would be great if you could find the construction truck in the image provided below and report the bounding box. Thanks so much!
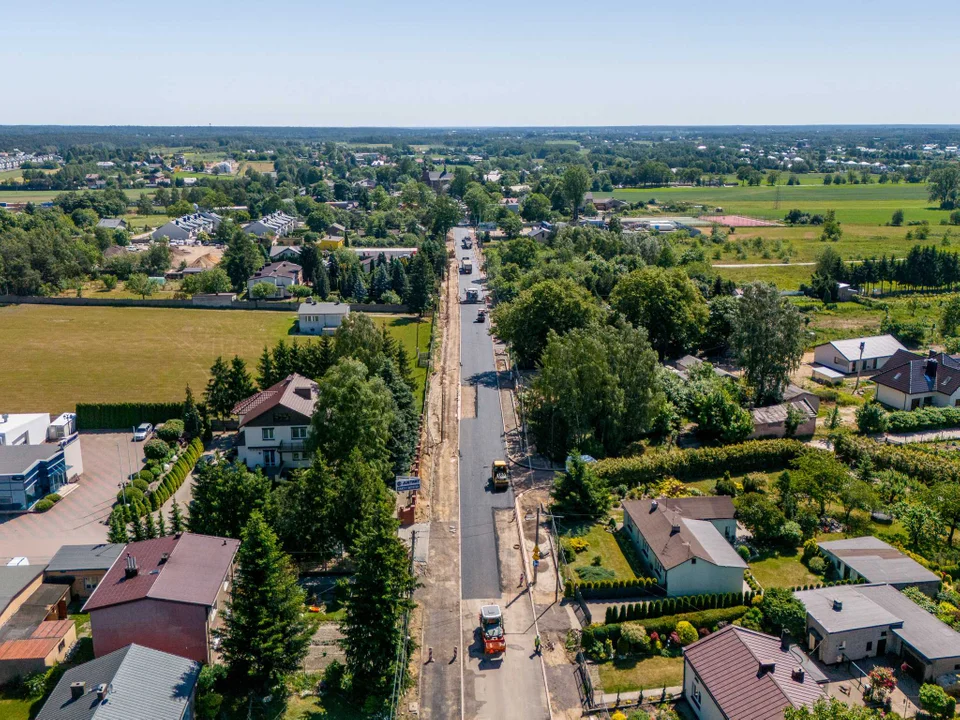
[462,237,473,249]
[478,604,506,655]
[465,286,480,303]
[460,258,473,274]
[491,460,509,491]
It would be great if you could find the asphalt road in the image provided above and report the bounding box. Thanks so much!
[455,228,515,600]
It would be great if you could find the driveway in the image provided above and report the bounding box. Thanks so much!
[0,431,144,564]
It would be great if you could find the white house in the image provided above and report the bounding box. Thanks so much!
[812,335,907,375]
[683,625,825,720]
[622,498,746,597]
[246,262,303,299]
[232,374,317,474]
[297,300,349,336]
[872,351,960,410]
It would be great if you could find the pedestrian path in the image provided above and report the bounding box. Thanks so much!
[599,685,683,706]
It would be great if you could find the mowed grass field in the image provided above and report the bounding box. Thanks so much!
[0,188,154,204]
[0,305,433,415]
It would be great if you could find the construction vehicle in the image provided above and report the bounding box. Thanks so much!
[460,257,473,274]
[478,604,506,654]
[462,237,473,249]
[465,286,480,303]
[476,308,486,322]
[491,460,509,490]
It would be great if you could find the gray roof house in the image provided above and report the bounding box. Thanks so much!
[812,334,907,375]
[95,218,126,231]
[298,299,350,336]
[35,643,201,720]
[44,544,125,600]
[817,537,940,595]
[795,583,960,681]
[151,212,221,242]
[244,211,298,238]
[872,350,960,411]
[622,498,746,597]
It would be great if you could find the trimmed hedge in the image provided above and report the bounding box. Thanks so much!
[588,606,750,643]
[833,431,960,486]
[886,406,960,433]
[34,499,55,513]
[593,440,812,486]
[603,591,755,624]
[111,437,204,522]
[76,402,183,430]
[574,577,659,600]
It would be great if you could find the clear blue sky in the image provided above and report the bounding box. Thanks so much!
[3,0,958,126]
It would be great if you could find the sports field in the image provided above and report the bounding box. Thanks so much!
[0,305,432,415]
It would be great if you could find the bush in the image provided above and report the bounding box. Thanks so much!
[117,485,145,505]
[574,576,659,600]
[833,431,960,487]
[44,493,61,503]
[132,478,150,492]
[76,402,182,430]
[569,537,590,553]
[737,545,751,562]
[856,403,890,435]
[33,499,55,513]
[143,438,170,460]
[887,406,960,433]
[808,557,827,574]
[135,469,154,483]
[919,683,956,719]
[156,419,185,443]
[675,620,698,646]
[741,473,766,494]
[779,521,803,548]
[801,537,820,563]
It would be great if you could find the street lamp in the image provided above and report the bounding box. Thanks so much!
[854,341,866,392]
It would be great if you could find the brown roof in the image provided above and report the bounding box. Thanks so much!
[251,261,301,280]
[871,350,960,396]
[0,637,61,660]
[30,620,74,639]
[233,373,318,426]
[684,626,825,720]
[82,533,239,612]
[658,496,735,521]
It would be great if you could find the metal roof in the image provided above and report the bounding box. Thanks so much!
[0,566,43,615]
[0,444,62,476]
[818,537,940,586]
[36,644,200,720]
[46,545,125,574]
[825,334,906,361]
[298,301,350,316]
[232,373,318,426]
[684,626,825,720]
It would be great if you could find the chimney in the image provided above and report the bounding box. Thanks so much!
[159,552,169,564]
[758,662,776,676]
[925,358,938,378]
[70,682,85,700]
[124,553,138,579]
[930,349,938,358]
[780,629,790,651]
[833,599,843,612]
[792,667,806,683]
[96,683,109,701]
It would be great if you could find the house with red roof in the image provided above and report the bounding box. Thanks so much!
[82,533,239,664]
[683,625,826,720]
[233,373,318,474]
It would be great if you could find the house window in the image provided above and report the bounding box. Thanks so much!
[881,631,887,637]
[58,640,65,652]
[83,576,99,591]
[291,426,308,440]
[292,452,302,461]
[262,428,275,441]
[692,682,702,708]
[691,558,697,564]
[867,641,873,651]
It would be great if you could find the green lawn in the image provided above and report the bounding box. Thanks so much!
[0,697,40,720]
[749,550,820,590]
[597,655,684,693]
[562,521,643,583]
[0,305,432,415]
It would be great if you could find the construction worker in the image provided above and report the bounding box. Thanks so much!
[534,634,542,655]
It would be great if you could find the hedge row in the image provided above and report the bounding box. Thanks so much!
[76,402,183,430]
[603,591,756,624]
[788,578,864,592]
[833,432,960,486]
[588,606,750,642]
[886,406,960,433]
[593,439,812,486]
[570,577,659,600]
[111,438,203,521]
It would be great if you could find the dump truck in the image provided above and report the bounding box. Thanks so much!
[460,258,473,274]
[478,604,506,655]
[465,286,480,303]
[492,460,509,490]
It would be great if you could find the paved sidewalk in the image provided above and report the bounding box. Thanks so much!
[884,428,960,444]
[599,686,683,706]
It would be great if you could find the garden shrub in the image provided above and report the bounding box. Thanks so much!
[737,545,751,561]
[156,419,185,443]
[801,538,820,563]
[833,431,960,487]
[43,493,61,503]
[76,402,183,430]
[741,473,766,494]
[117,486,145,505]
[808,557,827,575]
[143,438,170,461]
[779,521,803,547]
[132,478,150,493]
[675,620,698,646]
[34,499,55,513]
[887,406,960,433]
[135,469,154,483]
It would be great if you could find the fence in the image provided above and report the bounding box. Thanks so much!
[0,295,409,313]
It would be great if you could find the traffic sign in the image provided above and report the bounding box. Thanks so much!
[532,546,541,561]
[533,559,540,569]
[395,476,421,492]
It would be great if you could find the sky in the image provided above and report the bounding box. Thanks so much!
[3,0,959,127]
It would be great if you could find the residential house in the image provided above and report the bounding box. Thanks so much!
[795,583,960,681]
[872,350,960,410]
[151,211,222,242]
[499,198,519,213]
[44,544,125,600]
[0,444,68,511]
[656,497,738,541]
[35,644,201,720]
[319,236,345,251]
[83,533,240,664]
[621,498,747,597]
[812,335,907,375]
[269,244,303,262]
[748,385,820,440]
[328,222,346,237]
[325,201,358,211]
[246,261,303,299]
[233,374,318,473]
[817,537,940,595]
[683,625,826,720]
[243,210,298,238]
[592,197,628,212]
[298,299,350,336]
[84,174,105,190]
[422,167,452,192]
[95,218,126,231]
[525,225,551,242]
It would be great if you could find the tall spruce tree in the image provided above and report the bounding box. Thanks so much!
[219,512,311,696]
[108,513,128,544]
[144,511,158,539]
[182,385,202,439]
[340,500,417,706]
[204,356,233,419]
[314,262,331,300]
[256,347,276,389]
[169,499,185,534]
[227,356,256,406]
[156,510,167,537]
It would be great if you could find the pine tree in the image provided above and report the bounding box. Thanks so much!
[390,259,409,298]
[144,511,158,539]
[318,336,333,376]
[256,347,276,389]
[227,356,256,406]
[340,500,417,705]
[220,512,311,696]
[396,344,414,387]
[157,510,167,537]
[272,341,292,380]
[371,264,390,301]
[204,356,233,420]
[405,253,435,314]
[108,513,128,544]
[169,499,185,534]
[182,384,203,440]
[130,514,145,541]
[314,263,330,300]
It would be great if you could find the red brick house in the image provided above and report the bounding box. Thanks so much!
[82,533,239,664]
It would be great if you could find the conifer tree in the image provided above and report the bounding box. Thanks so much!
[204,356,233,419]
[108,513,128,544]
[182,385,203,439]
[256,347,276,389]
[169,499,185,534]
[227,356,256,405]
[130,514,145,541]
[157,510,167,537]
[144,511,158,539]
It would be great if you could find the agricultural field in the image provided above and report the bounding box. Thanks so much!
[0,188,154,204]
[0,305,432,415]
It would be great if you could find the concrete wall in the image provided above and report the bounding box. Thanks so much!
[807,613,896,665]
[90,598,210,663]
[684,658,726,720]
[708,518,737,542]
[875,384,960,411]
[0,295,410,314]
[667,559,744,598]
[875,384,913,410]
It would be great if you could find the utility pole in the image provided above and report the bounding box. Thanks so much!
[116,443,127,508]
[854,341,866,392]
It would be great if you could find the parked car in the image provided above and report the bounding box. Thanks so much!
[133,423,153,441]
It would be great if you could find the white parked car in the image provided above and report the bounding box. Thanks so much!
[133,423,153,441]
